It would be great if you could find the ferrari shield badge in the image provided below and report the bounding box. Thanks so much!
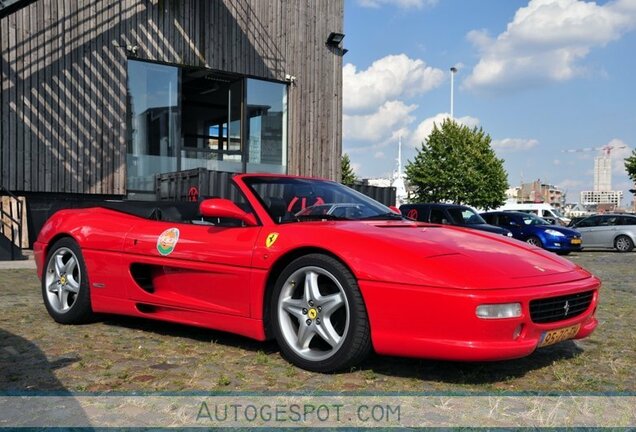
[266,232,279,248]
[157,228,180,256]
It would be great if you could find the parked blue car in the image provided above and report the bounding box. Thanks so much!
[480,211,583,255]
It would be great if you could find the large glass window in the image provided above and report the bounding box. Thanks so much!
[126,61,179,193]
[246,79,287,173]
[126,61,288,195]
[180,71,243,173]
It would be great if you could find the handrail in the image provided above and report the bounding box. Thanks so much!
[0,185,24,260]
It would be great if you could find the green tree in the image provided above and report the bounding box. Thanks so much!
[625,149,636,184]
[341,153,357,186]
[405,119,508,210]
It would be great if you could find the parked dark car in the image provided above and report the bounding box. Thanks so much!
[400,203,513,237]
[570,214,636,252]
[481,211,582,255]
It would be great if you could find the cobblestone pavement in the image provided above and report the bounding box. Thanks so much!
[0,251,633,393]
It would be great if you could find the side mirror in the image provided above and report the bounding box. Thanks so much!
[199,199,258,226]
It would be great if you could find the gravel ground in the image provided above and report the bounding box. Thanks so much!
[0,251,634,393]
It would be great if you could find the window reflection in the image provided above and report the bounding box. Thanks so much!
[246,79,287,173]
[126,61,179,193]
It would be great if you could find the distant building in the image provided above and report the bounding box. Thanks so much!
[365,178,392,188]
[563,203,591,217]
[509,181,564,208]
[505,186,520,200]
[580,190,623,209]
[583,153,623,209]
[594,155,612,191]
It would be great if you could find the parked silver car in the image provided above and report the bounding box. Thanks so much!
[572,214,636,252]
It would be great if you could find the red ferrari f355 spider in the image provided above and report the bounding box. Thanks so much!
[35,174,600,372]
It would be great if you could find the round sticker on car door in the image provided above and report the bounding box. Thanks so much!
[157,227,180,256]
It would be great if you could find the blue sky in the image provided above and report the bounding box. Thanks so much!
[342,0,636,204]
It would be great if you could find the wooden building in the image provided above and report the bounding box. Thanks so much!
[1,0,345,198]
[0,0,345,249]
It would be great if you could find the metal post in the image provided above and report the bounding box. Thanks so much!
[450,66,457,119]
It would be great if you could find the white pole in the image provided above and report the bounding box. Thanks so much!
[450,66,457,119]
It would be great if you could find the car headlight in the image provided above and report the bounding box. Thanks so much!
[545,229,565,237]
[506,232,513,237]
[476,303,522,319]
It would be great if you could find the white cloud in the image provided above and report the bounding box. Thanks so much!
[344,54,445,112]
[408,113,480,147]
[492,138,539,152]
[374,151,385,159]
[553,159,561,165]
[357,0,438,9]
[605,138,633,175]
[343,100,417,142]
[464,0,636,91]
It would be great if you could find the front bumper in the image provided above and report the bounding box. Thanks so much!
[544,235,583,252]
[359,276,599,361]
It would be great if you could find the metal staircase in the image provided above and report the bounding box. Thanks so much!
[0,186,27,261]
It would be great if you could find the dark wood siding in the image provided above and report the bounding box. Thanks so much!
[0,0,344,194]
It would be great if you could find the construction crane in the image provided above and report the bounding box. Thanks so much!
[562,143,627,156]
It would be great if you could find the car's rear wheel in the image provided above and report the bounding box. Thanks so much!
[271,254,372,372]
[42,237,93,324]
[526,236,542,248]
[614,235,634,253]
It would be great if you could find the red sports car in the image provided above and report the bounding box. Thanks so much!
[34,174,600,372]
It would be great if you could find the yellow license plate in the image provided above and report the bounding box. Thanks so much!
[571,238,582,244]
[538,324,581,347]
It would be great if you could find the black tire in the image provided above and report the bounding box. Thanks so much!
[614,235,634,253]
[271,254,372,372]
[526,236,543,248]
[41,237,94,324]
[556,251,571,256]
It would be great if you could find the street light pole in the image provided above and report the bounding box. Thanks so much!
[450,66,457,119]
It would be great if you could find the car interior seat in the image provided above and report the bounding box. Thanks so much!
[265,196,288,223]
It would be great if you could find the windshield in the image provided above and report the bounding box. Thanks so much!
[520,213,550,226]
[552,208,565,218]
[243,177,399,223]
[447,207,486,225]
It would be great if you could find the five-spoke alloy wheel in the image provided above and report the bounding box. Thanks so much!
[42,237,93,324]
[272,254,371,372]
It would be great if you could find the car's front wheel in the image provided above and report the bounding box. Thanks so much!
[42,237,94,324]
[614,235,634,253]
[526,236,542,248]
[271,254,372,372]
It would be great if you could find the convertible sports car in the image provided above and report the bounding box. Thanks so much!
[35,174,600,372]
